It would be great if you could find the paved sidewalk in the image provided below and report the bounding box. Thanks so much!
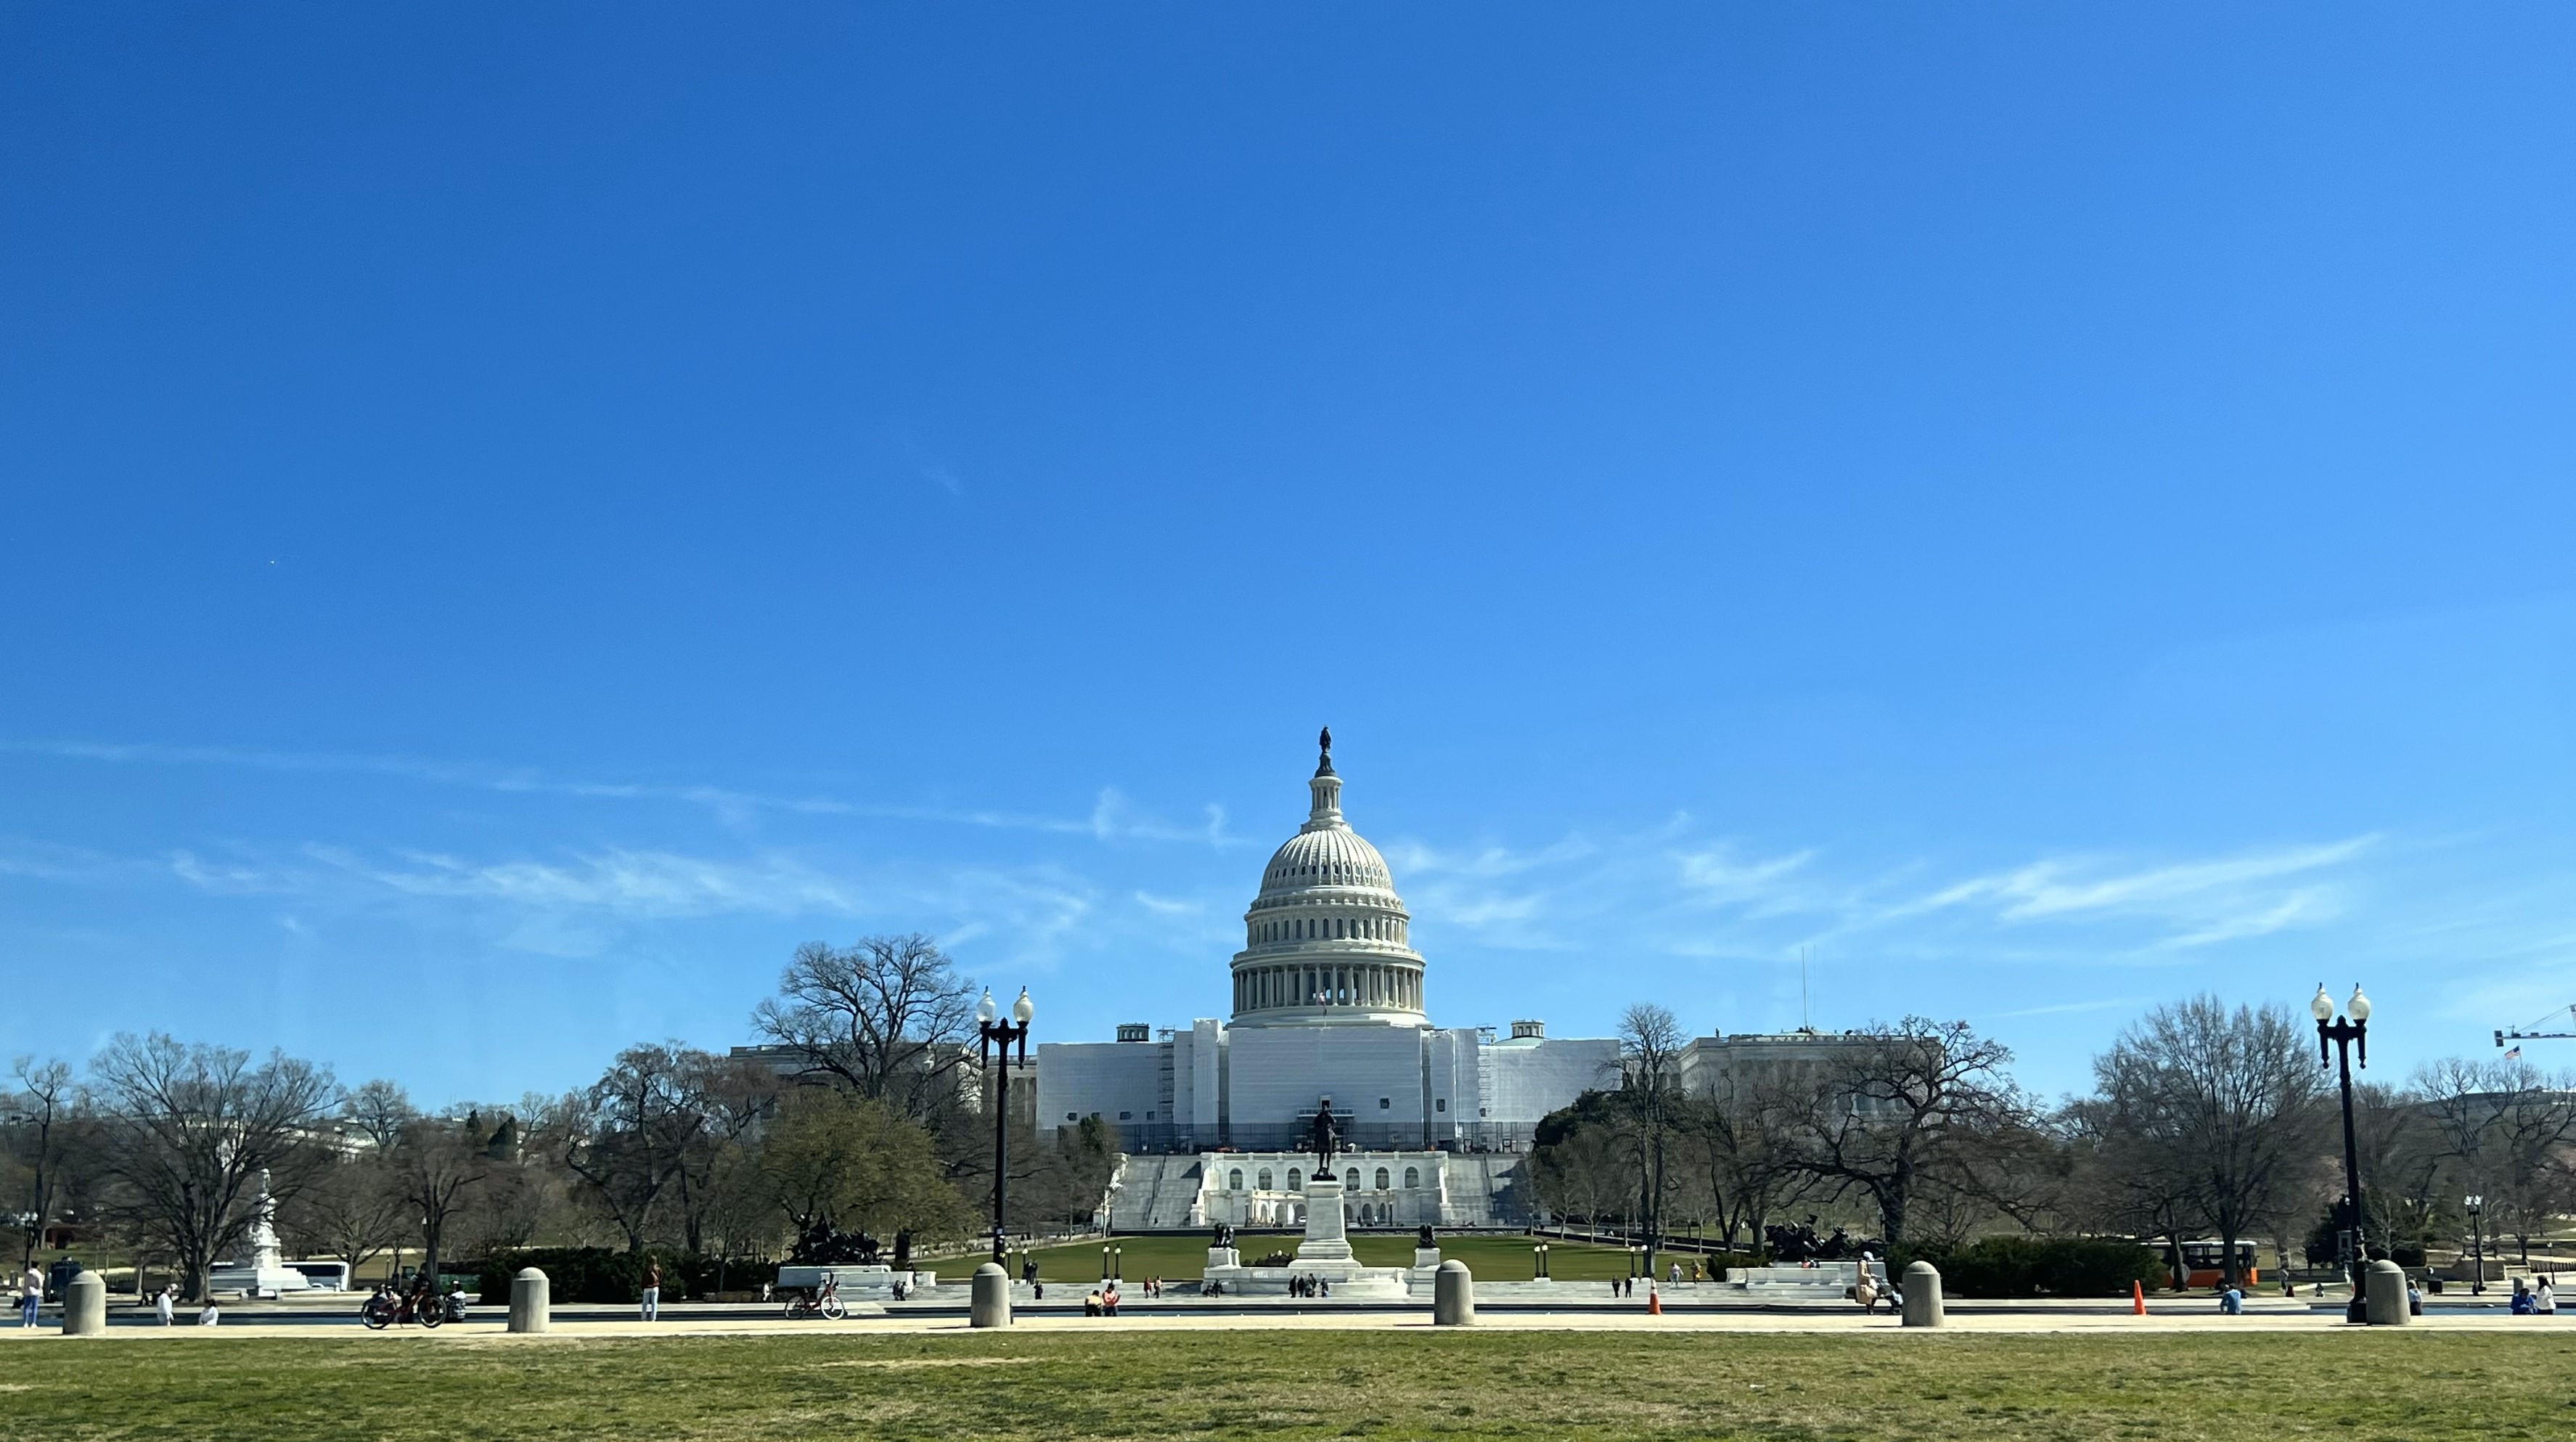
[13,1309,2572,1340]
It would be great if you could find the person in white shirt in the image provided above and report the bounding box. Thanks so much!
[2539,1276,2559,1314]
[18,1264,44,1327]
[155,1284,175,1325]
[197,1300,221,1326]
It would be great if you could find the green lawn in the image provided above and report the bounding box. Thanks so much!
[1007,1233,1659,1282]
[11,1332,2575,1440]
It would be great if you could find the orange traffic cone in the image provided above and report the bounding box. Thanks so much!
[2131,1280,2147,1316]
[1648,1287,1663,1315]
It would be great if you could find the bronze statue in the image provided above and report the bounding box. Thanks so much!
[1308,1099,1341,1178]
[1316,726,1334,776]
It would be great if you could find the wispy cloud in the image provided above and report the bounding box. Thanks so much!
[0,740,1242,848]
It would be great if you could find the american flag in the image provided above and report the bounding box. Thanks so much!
[2504,1046,2523,1060]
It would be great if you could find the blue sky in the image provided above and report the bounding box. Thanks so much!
[4,5,2572,1105]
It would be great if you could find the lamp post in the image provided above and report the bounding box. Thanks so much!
[2465,1195,2485,1297]
[2310,983,2372,1324]
[976,986,1036,1266]
[1532,1241,1549,1280]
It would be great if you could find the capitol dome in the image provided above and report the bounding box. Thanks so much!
[1228,731,1426,1026]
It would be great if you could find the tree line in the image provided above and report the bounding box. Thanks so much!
[0,935,1113,1299]
[1529,996,2576,1286]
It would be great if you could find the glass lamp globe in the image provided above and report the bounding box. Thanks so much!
[2465,1194,2483,1210]
[2347,986,2371,1023]
[1012,986,1035,1025]
[2310,985,2336,1022]
[975,989,997,1025]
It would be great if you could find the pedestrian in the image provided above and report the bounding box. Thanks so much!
[1084,1289,1102,1317]
[1669,1261,1682,1285]
[2538,1277,2557,1315]
[155,1283,175,1326]
[1103,1283,1120,1316]
[2511,1279,2535,1315]
[17,1261,41,1327]
[640,1259,662,1322]
[2219,1285,2244,1316]
[197,1300,221,1326]
[2406,1279,2423,1316]
[1854,1274,1881,1315]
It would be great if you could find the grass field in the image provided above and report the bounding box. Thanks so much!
[9,1330,2574,1440]
[1013,1233,1656,1282]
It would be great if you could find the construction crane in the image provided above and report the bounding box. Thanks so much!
[2494,1004,2576,1049]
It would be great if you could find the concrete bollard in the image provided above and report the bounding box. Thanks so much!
[507,1268,550,1333]
[970,1262,1012,1328]
[60,1270,105,1336]
[2363,1260,2412,1327]
[1900,1261,1945,1328]
[1433,1260,1475,1325]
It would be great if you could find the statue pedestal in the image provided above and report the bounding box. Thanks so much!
[1200,1177,1410,1298]
[1292,1179,1353,1264]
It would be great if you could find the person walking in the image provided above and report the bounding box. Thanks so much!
[1853,1273,1881,1315]
[2537,1277,2557,1315]
[17,1262,43,1327]
[155,1283,176,1326]
[639,1260,662,1322]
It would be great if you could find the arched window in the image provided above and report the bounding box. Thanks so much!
[1257,1168,1273,1190]
[1230,1168,1245,1191]
[1343,1167,1359,1188]
[1404,1167,1419,1189]
[1374,1168,1391,1190]
[1287,1168,1301,1191]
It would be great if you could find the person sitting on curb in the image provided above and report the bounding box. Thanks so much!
[1102,1283,1121,1316]
[2218,1284,2244,1315]
[1083,1289,1102,1317]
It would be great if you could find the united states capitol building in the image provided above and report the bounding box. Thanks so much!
[1036,734,1621,1229]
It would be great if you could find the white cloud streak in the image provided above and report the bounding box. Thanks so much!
[0,740,1243,847]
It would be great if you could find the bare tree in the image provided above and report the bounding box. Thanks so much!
[4,1057,81,1268]
[1616,1003,1685,1275]
[667,1052,780,1255]
[1673,1084,1804,1254]
[282,1154,409,1281]
[393,1115,491,1285]
[1775,1017,2026,1248]
[2090,996,2328,1288]
[2417,1056,2576,1268]
[751,935,977,1118]
[86,1034,338,1300]
[340,1079,417,1152]
[557,1043,698,1253]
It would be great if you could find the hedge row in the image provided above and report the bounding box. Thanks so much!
[475,1249,778,1304]
[1898,1237,2169,1298]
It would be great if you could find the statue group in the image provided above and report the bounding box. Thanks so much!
[1763,1218,1881,1263]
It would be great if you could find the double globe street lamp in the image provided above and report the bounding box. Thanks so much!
[2464,1194,2486,1297]
[976,986,1036,1265]
[2310,983,2373,1324]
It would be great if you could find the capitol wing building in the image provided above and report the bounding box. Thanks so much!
[1036,737,1618,1228]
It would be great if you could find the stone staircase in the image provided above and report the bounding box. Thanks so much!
[1106,1155,1208,1231]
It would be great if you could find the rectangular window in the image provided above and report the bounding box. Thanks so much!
[1119,1111,1132,1120]
[1435,1099,1447,1113]
[1378,1097,1391,1109]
